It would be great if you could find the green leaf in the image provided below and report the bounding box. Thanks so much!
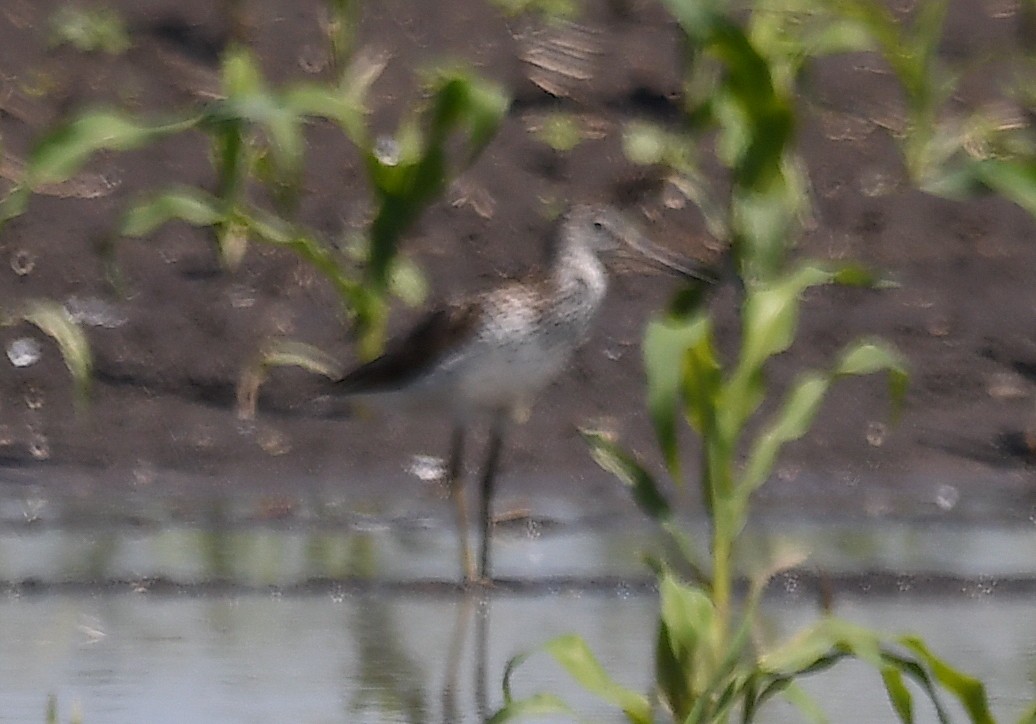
[544,635,653,724]
[973,159,1036,220]
[720,265,831,436]
[665,2,793,189]
[739,338,905,501]
[1016,703,1036,724]
[25,111,197,187]
[237,339,342,420]
[121,187,225,237]
[899,637,994,724]
[16,299,92,407]
[731,169,806,281]
[759,617,883,675]
[364,68,507,289]
[834,340,909,416]
[738,265,832,372]
[740,372,827,495]
[643,312,714,476]
[222,46,264,96]
[581,429,671,521]
[486,693,576,723]
[659,573,715,662]
[881,665,914,722]
[777,682,830,724]
[0,186,30,227]
[654,618,689,719]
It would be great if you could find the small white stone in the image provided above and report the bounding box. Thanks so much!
[406,454,447,483]
[6,337,41,367]
[935,484,959,511]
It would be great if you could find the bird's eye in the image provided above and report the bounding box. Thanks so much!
[592,221,604,231]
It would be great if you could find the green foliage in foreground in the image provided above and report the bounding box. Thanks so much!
[492,261,989,723]
[491,0,1031,721]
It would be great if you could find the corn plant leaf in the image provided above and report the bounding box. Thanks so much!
[665,0,793,190]
[1016,703,1036,724]
[881,665,914,723]
[654,619,688,718]
[121,187,226,237]
[833,340,908,417]
[759,617,884,675]
[740,371,826,496]
[365,69,507,289]
[756,619,996,724]
[285,82,366,144]
[290,43,389,144]
[205,50,305,187]
[659,573,714,662]
[581,429,671,521]
[426,69,510,164]
[49,5,131,55]
[947,159,1036,221]
[680,319,723,440]
[221,45,264,96]
[720,264,832,437]
[544,634,653,724]
[0,186,30,227]
[643,312,714,476]
[655,573,716,719]
[16,299,92,406]
[486,693,577,723]
[738,338,905,506]
[747,0,874,68]
[238,206,367,308]
[259,340,341,379]
[236,339,341,420]
[731,178,801,282]
[24,111,198,187]
[898,637,994,724]
[776,682,829,724]
[739,265,832,372]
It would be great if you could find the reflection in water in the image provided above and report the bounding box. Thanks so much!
[1,509,1036,721]
[1,591,1033,723]
[348,594,426,723]
[442,594,473,723]
[475,595,490,722]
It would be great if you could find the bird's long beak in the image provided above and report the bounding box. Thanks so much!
[617,223,715,283]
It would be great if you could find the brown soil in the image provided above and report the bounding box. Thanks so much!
[2,0,1036,525]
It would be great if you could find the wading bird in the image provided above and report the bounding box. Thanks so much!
[337,204,709,583]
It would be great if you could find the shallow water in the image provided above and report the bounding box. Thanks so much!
[0,491,1034,723]
[2,591,1034,723]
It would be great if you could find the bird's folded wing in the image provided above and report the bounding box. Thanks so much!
[337,301,484,394]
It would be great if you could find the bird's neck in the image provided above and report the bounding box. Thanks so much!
[550,238,608,307]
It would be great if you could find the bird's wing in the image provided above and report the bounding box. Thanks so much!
[337,300,484,394]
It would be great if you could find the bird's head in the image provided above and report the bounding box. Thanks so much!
[559,204,713,282]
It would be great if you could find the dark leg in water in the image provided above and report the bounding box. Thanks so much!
[447,424,476,582]
[478,418,505,581]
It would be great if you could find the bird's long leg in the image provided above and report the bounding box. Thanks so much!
[478,416,506,581]
[448,423,476,582]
